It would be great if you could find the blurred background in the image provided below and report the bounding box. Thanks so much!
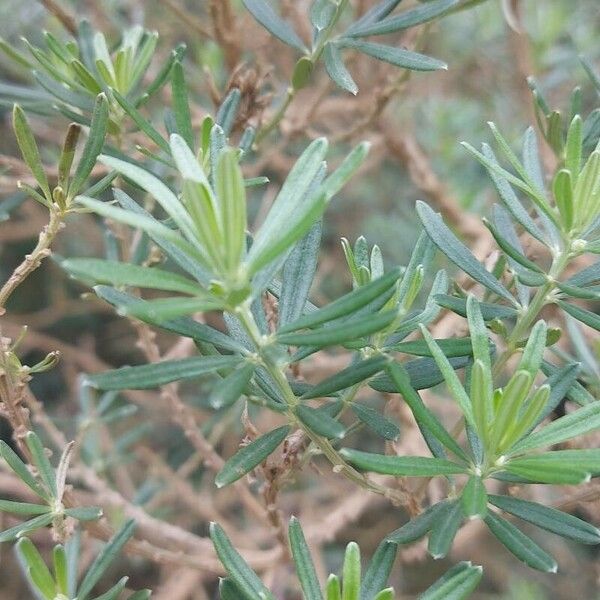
[0,1,599,598]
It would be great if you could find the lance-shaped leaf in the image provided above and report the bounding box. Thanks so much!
[488,370,532,453]
[15,537,56,597]
[296,405,345,439]
[279,221,322,327]
[171,61,193,148]
[24,432,57,498]
[489,495,600,544]
[289,517,323,600]
[0,500,50,515]
[98,154,198,244]
[0,440,50,501]
[210,522,275,600]
[503,462,589,485]
[360,540,397,600]
[77,520,136,599]
[120,296,225,321]
[85,355,241,390]
[434,294,517,320]
[320,141,371,201]
[506,449,600,480]
[247,138,328,273]
[339,448,467,476]
[417,201,516,304]
[461,476,488,520]
[346,0,403,35]
[216,88,241,136]
[215,425,289,487]
[428,501,463,559]
[386,501,449,544]
[383,362,467,459]
[483,216,546,279]
[350,403,400,441]
[302,356,389,399]
[558,300,600,331]
[480,144,548,245]
[210,363,256,409]
[279,267,400,334]
[61,258,200,294]
[12,104,51,204]
[420,325,476,430]
[420,562,483,600]
[341,542,361,600]
[0,512,55,542]
[216,148,247,272]
[348,0,458,37]
[390,337,473,358]
[114,186,212,284]
[242,0,306,51]
[337,39,446,71]
[324,43,358,95]
[484,511,557,572]
[112,89,170,153]
[69,93,109,199]
[508,401,600,455]
[94,286,245,352]
[278,310,396,348]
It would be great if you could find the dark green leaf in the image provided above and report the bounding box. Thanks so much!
[339,448,467,476]
[0,513,54,542]
[434,295,517,320]
[351,403,400,441]
[278,267,400,334]
[337,39,446,71]
[387,502,449,544]
[348,0,458,37]
[210,522,274,599]
[215,426,289,487]
[94,286,244,352]
[489,495,600,544]
[12,104,51,203]
[77,520,136,599]
[460,477,487,520]
[417,202,516,304]
[289,517,323,600]
[558,300,600,331]
[484,511,557,572]
[0,440,50,500]
[24,432,57,499]
[85,355,241,390]
[324,43,358,95]
[0,500,50,515]
[509,402,600,454]
[279,310,396,348]
[210,363,255,409]
[171,61,193,148]
[303,356,389,399]
[360,540,397,600]
[242,0,306,51]
[428,501,463,559]
[420,562,483,600]
[61,258,200,294]
[296,405,345,439]
[279,221,322,327]
[69,93,109,198]
[390,337,474,358]
[381,362,467,459]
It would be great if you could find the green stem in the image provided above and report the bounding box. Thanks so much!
[255,0,351,144]
[235,303,407,503]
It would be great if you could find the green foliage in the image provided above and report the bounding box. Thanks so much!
[15,523,150,600]
[2,5,600,600]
